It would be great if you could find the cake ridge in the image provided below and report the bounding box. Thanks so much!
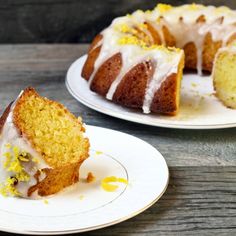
[82,3,236,115]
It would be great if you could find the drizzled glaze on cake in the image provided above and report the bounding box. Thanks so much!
[0,100,49,199]
[84,3,236,114]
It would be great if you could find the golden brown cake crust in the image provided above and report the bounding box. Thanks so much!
[90,53,122,96]
[89,34,103,52]
[112,61,154,108]
[82,34,103,80]
[150,73,178,115]
[82,45,102,81]
[145,22,162,45]
[28,162,82,197]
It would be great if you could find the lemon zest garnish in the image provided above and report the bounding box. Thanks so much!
[118,35,147,47]
[95,151,103,155]
[191,82,197,88]
[101,176,128,192]
[156,3,172,13]
[0,177,20,197]
[0,145,31,197]
[117,178,128,184]
[4,143,11,149]
[118,35,181,54]
[115,23,130,33]
[43,199,49,204]
[3,152,11,168]
[185,3,204,11]
[137,23,147,30]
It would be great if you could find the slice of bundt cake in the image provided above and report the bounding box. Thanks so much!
[213,42,236,108]
[0,88,89,198]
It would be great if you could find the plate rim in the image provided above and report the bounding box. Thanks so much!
[65,55,236,130]
[0,125,169,235]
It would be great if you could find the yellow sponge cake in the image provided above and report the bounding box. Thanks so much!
[0,88,89,198]
[213,42,236,109]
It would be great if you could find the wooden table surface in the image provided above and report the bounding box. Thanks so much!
[0,44,235,236]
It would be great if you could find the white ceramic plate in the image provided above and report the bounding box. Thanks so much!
[0,125,169,235]
[66,55,236,129]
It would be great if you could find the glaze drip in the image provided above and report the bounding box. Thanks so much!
[87,4,236,113]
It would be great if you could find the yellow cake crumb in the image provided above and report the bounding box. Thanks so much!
[79,195,84,200]
[191,82,197,88]
[86,172,95,183]
[101,176,128,192]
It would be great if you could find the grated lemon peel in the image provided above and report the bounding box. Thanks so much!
[0,144,30,196]
[95,151,103,155]
[101,176,128,192]
[43,199,49,204]
[118,35,181,54]
[156,3,173,13]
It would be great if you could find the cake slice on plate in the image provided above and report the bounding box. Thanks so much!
[213,42,236,109]
[0,87,90,198]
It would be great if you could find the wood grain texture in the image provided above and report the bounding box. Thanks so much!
[0,45,235,235]
[0,0,235,43]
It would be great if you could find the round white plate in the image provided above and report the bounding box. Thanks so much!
[66,55,236,129]
[0,125,169,235]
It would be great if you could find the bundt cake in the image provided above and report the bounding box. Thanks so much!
[213,42,236,109]
[81,3,236,115]
[0,88,89,199]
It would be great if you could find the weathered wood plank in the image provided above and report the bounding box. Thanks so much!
[0,0,235,43]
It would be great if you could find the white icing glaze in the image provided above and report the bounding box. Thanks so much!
[142,52,183,113]
[87,4,236,113]
[0,98,50,199]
